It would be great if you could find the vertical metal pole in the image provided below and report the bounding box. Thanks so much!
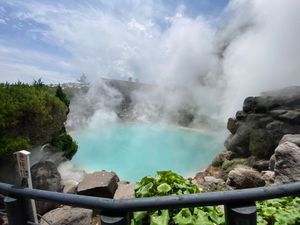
[225,202,257,225]
[100,212,129,225]
[4,196,27,225]
[25,154,38,224]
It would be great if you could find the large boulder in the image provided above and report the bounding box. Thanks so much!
[273,141,300,183]
[77,171,119,198]
[40,206,93,225]
[226,167,265,189]
[224,125,252,157]
[279,134,300,147]
[31,161,62,214]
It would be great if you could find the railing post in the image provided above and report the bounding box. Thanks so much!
[224,202,257,225]
[4,196,27,225]
[100,211,129,225]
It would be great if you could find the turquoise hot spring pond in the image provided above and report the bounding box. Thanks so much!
[72,123,223,182]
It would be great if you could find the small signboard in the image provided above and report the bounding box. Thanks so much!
[14,150,38,223]
[15,150,31,178]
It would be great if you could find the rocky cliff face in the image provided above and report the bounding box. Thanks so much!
[225,86,300,159]
[196,86,300,190]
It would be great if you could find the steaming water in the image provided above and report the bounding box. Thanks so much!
[72,123,222,182]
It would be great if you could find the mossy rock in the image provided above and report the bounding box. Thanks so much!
[211,150,234,167]
[221,159,248,179]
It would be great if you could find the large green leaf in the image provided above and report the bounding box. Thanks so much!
[157,183,172,194]
[150,210,170,225]
[173,208,193,225]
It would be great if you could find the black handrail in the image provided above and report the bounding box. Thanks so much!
[0,181,300,212]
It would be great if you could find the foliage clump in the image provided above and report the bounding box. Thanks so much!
[51,133,77,159]
[131,170,224,225]
[257,197,300,225]
[132,170,300,225]
[0,82,77,158]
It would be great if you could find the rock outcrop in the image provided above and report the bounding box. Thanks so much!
[225,87,300,159]
[207,87,300,187]
[40,206,93,225]
[77,171,119,198]
[273,141,300,183]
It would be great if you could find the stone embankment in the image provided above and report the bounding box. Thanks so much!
[195,86,300,191]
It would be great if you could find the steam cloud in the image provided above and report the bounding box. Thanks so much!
[65,0,300,130]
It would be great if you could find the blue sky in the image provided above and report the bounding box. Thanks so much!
[0,0,229,83]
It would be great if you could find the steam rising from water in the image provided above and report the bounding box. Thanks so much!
[67,0,300,130]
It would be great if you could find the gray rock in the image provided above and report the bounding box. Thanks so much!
[249,129,274,159]
[236,111,247,120]
[269,109,287,117]
[261,171,275,184]
[243,97,256,113]
[226,167,265,189]
[247,156,269,171]
[77,171,119,198]
[279,134,300,147]
[200,176,228,192]
[114,182,135,199]
[265,120,299,146]
[269,154,276,171]
[274,142,300,183]
[31,161,62,214]
[211,150,234,167]
[279,110,300,122]
[224,125,252,157]
[40,206,93,225]
[243,97,276,113]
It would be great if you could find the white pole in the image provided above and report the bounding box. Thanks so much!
[25,153,39,224]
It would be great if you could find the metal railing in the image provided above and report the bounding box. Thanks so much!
[1,181,300,225]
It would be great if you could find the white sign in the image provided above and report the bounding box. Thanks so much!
[15,150,31,178]
[14,150,38,224]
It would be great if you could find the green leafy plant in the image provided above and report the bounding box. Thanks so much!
[257,197,300,225]
[131,171,224,225]
[132,171,300,225]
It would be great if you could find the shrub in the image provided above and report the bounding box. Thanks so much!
[51,133,78,160]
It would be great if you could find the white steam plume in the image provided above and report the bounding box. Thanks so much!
[62,0,300,129]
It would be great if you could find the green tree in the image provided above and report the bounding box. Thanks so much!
[55,84,70,107]
[0,82,76,158]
